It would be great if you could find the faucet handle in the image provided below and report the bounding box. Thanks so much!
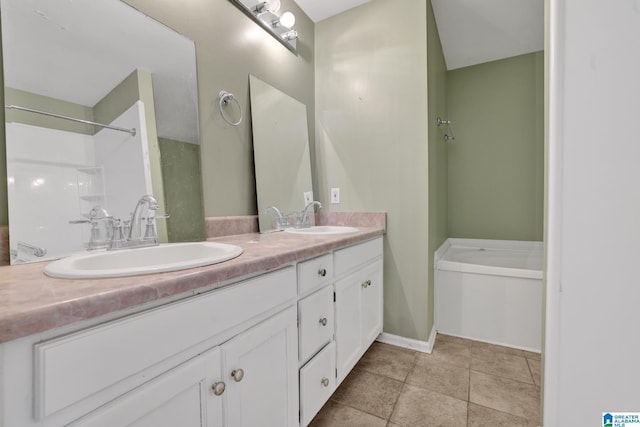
[143,216,158,243]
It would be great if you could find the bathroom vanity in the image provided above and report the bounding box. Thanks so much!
[0,223,384,427]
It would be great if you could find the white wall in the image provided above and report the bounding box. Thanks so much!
[545,0,640,424]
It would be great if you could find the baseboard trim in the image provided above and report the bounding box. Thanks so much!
[376,326,437,354]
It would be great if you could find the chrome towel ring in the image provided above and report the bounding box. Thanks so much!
[218,90,243,126]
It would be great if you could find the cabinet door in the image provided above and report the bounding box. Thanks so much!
[222,306,298,427]
[361,260,383,347]
[69,348,224,427]
[335,259,384,385]
[334,271,364,385]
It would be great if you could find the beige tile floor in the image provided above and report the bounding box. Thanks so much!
[309,334,542,427]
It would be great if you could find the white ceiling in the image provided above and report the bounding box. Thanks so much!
[431,0,544,70]
[292,0,371,22]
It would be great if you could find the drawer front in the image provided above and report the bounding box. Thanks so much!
[298,254,333,295]
[334,237,382,277]
[298,286,334,363]
[35,267,296,420]
[299,341,336,427]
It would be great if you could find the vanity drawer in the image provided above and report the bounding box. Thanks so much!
[298,253,333,294]
[299,341,336,427]
[298,285,334,363]
[334,237,382,277]
[34,267,296,420]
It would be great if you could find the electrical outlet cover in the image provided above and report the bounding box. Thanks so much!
[330,188,340,204]
[303,191,313,206]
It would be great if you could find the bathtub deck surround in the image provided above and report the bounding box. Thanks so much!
[434,238,543,352]
[0,213,385,426]
[310,334,542,426]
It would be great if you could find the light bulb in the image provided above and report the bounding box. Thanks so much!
[266,0,281,13]
[279,11,295,29]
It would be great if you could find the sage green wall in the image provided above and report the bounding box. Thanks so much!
[447,52,544,241]
[5,88,94,134]
[158,138,206,242]
[426,0,448,336]
[124,0,315,218]
[315,0,431,341]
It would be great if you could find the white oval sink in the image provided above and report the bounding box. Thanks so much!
[284,226,359,235]
[44,242,243,279]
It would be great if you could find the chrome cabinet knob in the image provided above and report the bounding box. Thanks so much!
[318,268,327,277]
[321,377,330,387]
[361,279,371,288]
[231,369,245,382]
[212,381,226,396]
[319,317,328,326]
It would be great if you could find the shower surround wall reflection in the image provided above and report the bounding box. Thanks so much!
[6,101,152,263]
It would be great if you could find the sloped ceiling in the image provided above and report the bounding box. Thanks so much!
[292,0,370,22]
[431,0,543,70]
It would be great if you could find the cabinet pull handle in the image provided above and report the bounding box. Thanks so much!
[361,279,371,288]
[319,317,328,326]
[231,369,245,382]
[321,377,330,387]
[318,268,327,277]
[212,381,226,396]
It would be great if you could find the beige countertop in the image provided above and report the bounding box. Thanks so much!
[0,213,385,344]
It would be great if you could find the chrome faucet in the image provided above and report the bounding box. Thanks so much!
[109,195,164,250]
[265,206,290,229]
[129,195,159,240]
[297,201,322,228]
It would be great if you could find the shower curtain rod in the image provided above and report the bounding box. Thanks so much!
[4,105,137,136]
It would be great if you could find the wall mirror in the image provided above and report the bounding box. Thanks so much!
[249,75,313,233]
[1,0,199,264]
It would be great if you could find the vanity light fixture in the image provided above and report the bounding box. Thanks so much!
[253,0,281,14]
[229,0,297,53]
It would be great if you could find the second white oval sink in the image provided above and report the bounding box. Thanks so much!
[284,226,359,235]
[44,242,243,279]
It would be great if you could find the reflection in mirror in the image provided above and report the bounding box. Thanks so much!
[249,75,313,233]
[1,0,199,264]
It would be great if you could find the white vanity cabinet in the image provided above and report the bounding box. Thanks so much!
[69,347,225,427]
[1,267,298,427]
[0,235,383,427]
[297,237,383,426]
[69,307,298,427]
[335,259,383,384]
